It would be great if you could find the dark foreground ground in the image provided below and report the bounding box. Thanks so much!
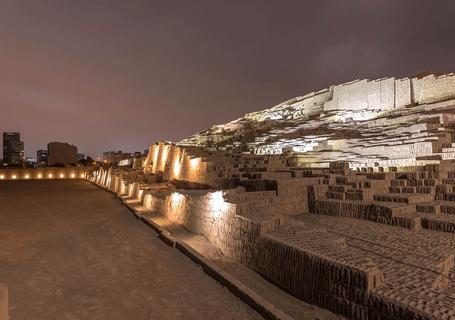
[0,180,262,320]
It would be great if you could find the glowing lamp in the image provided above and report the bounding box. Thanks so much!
[71,173,75,178]
[48,174,53,178]
[60,173,64,178]
[38,174,42,179]
[12,175,17,179]
[25,174,30,179]
[0,175,4,179]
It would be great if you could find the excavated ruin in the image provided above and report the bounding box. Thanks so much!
[92,72,455,320]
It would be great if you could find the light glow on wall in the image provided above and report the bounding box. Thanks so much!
[12,175,17,179]
[173,157,181,178]
[120,183,127,194]
[153,146,159,172]
[170,192,185,210]
[144,193,153,209]
[48,174,53,178]
[190,157,200,170]
[71,173,75,178]
[25,174,30,179]
[0,175,4,179]
[160,145,169,171]
[38,174,42,179]
[209,191,229,219]
[60,173,65,178]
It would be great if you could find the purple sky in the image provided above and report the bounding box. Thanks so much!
[1,0,454,158]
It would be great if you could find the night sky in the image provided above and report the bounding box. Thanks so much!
[1,0,454,158]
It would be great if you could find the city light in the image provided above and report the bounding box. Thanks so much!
[38,174,42,179]
[12,175,17,179]
[80,173,85,178]
[60,173,64,178]
[71,173,75,178]
[0,175,4,179]
[25,174,30,179]
[48,174,53,178]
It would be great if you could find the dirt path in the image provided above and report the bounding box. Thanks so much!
[0,180,262,320]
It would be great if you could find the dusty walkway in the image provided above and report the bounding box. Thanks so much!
[0,180,262,320]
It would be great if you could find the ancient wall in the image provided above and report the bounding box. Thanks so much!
[178,73,455,170]
[92,170,390,320]
[144,142,220,186]
[93,166,455,320]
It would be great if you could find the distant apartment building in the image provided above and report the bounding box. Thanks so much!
[36,149,48,165]
[103,151,132,164]
[76,154,86,162]
[25,157,36,163]
[3,132,24,165]
[47,142,77,166]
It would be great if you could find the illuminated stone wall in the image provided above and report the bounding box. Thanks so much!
[179,73,455,169]
[91,170,388,320]
[144,142,217,185]
[143,142,289,187]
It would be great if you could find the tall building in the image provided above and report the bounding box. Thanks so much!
[36,150,48,165]
[3,132,24,165]
[47,142,77,166]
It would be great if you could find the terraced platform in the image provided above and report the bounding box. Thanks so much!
[291,214,455,319]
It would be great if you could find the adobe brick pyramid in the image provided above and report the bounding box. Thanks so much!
[179,72,455,169]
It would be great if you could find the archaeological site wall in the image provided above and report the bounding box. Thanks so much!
[88,73,455,319]
[179,73,455,170]
[91,160,455,320]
